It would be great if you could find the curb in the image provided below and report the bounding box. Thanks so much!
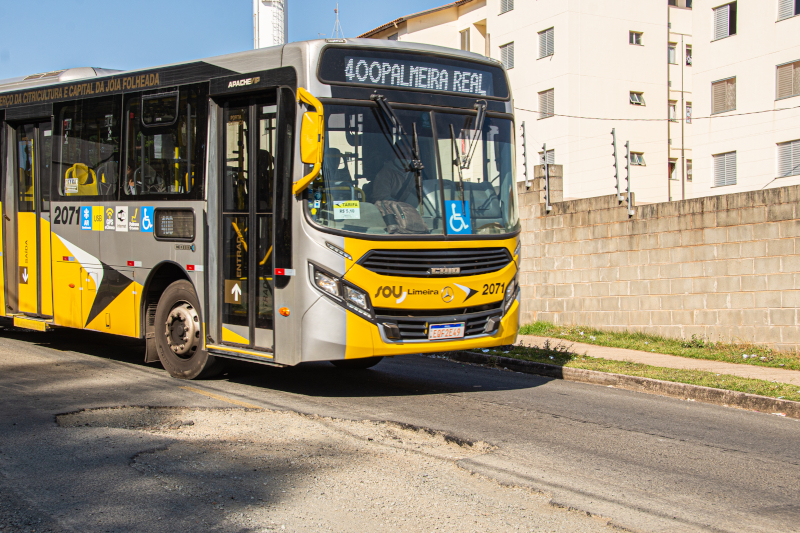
[443,351,800,420]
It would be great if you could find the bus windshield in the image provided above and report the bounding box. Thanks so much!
[306,103,519,237]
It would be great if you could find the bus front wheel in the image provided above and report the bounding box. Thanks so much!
[155,280,223,379]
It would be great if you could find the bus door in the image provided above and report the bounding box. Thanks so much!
[12,121,53,317]
[218,96,276,350]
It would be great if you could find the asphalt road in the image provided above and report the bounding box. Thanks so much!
[0,327,798,533]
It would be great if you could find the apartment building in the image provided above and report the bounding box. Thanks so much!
[691,0,800,195]
[362,0,800,201]
[361,0,686,203]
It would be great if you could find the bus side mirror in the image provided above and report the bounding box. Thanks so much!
[293,88,324,195]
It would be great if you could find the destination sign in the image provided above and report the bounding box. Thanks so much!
[318,47,509,99]
[343,56,493,97]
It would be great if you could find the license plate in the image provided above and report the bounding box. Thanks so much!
[428,322,465,340]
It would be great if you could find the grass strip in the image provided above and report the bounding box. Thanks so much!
[520,321,800,371]
[479,341,800,403]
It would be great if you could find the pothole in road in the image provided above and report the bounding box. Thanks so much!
[56,407,615,533]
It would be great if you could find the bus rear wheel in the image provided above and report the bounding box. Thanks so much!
[155,280,223,380]
[330,357,383,369]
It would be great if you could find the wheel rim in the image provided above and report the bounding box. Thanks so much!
[164,301,201,359]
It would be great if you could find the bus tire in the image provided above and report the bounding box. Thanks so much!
[330,357,383,369]
[155,280,223,380]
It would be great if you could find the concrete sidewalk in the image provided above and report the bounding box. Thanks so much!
[516,334,800,387]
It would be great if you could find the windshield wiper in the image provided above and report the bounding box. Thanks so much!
[370,94,424,172]
[459,100,487,170]
[450,123,467,215]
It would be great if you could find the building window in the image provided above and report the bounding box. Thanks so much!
[669,159,678,180]
[777,61,800,100]
[712,77,736,114]
[713,151,737,186]
[500,42,514,69]
[539,28,555,58]
[668,43,678,64]
[387,33,398,41]
[500,0,514,14]
[669,101,678,121]
[539,149,555,164]
[778,0,800,20]
[687,159,693,181]
[686,44,692,65]
[629,31,643,45]
[460,28,470,51]
[538,89,554,119]
[630,152,646,166]
[686,102,693,123]
[713,2,737,41]
[778,139,800,177]
[630,91,646,105]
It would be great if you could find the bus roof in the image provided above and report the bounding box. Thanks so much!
[0,39,507,111]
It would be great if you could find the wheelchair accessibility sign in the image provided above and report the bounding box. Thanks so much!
[445,201,471,235]
[140,206,154,233]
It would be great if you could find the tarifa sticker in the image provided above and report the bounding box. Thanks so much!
[333,200,360,220]
[65,178,78,194]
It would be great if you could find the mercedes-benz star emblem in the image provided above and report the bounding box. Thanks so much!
[441,286,454,303]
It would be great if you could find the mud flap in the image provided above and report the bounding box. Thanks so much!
[144,302,160,363]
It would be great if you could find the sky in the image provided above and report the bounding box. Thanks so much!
[0,0,442,80]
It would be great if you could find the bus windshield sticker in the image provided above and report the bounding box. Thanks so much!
[333,200,360,220]
[445,200,472,235]
[344,56,493,97]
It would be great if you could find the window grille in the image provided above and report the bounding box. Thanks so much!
[713,151,737,186]
[712,78,736,114]
[777,61,800,99]
[778,140,800,177]
[500,0,514,14]
[539,28,554,58]
[538,89,554,119]
[500,42,514,69]
[778,0,800,20]
[539,150,555,164]
[713,2,737,40]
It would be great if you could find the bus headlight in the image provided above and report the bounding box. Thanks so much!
[344,285,368,310]
[310,263,374,320]
[314,269,340,297]
[504,276,517,312]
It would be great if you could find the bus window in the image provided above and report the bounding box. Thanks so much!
[54,96,121,199]
[124,85,207,199]
[16,124,35,212]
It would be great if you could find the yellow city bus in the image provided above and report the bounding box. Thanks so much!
[0,39,520,378]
